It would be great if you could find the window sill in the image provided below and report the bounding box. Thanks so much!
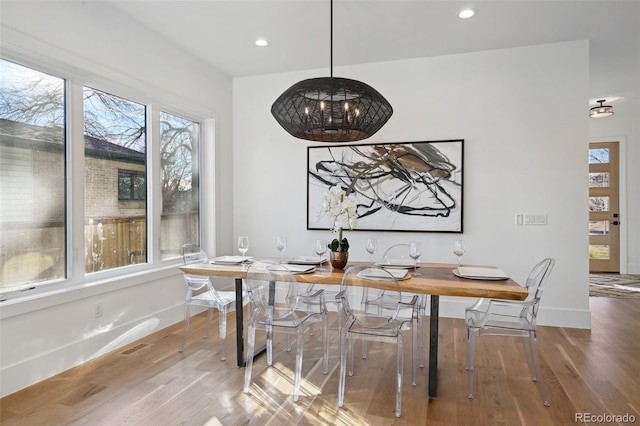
[0,263,183,320]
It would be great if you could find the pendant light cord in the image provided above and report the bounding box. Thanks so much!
[330,0,333,78]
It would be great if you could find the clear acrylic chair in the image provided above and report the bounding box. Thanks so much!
[465,258,555,406]
[362,243,426,367]
[179,243,241,361]
[337,265,418,417]
[243,260,328,402]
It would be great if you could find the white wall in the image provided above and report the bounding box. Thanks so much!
[0,2,234,397]
[234,41,591,328]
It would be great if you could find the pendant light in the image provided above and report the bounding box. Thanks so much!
[271,0,393,142]
[589,99,614,118]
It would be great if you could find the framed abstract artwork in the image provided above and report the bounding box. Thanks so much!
[307,140,464,233]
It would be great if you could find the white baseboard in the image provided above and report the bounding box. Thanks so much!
[627,262,640,275]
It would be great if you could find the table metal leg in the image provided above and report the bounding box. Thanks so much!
[235,278,245,367]
[429,295,439,397]
[234,277,267,367]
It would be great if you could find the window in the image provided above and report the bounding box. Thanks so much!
[159,112,200,260]
[0,57,205,295]
[0,59,66,291]
[84,87,147,272]
[118,170,146,201]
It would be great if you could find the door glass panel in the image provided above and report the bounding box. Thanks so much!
[589,244,610,260]
[589,221,610,235]
[589,196,609,212]
[589,148,609,164]
[589,172,610,188]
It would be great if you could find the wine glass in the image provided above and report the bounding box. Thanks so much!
[238,236,249,260]
[315,239,327,271]
[453,239,466,266]
[366,238,377,266]
[276,235,287,262]
[409,241,422,276]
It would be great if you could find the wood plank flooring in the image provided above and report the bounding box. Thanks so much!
[1,297,639,425]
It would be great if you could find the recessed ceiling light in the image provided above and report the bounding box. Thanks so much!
[458,8,477,19]
[255,39,269,47]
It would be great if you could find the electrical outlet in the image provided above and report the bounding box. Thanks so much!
[94,302,103,319]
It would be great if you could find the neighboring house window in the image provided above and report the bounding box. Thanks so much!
[118,170,146,201]
[84,87,147,272]
[0,59,67,292]
[159,111,200,260]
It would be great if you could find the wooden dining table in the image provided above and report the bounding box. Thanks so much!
[179,260,528,398]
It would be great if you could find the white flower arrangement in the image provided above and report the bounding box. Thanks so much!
[321,185,357,252]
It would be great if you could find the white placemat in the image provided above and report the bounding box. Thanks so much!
[287,256,327,265]
[357,268,409,280]
[267,264,316,274]
[454,266,509,280]
[210,256,253,264]
[375,259,416,269]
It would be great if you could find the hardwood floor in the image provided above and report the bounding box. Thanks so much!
[2,297,639,425]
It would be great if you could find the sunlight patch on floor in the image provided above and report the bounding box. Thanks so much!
[203,416,223,426]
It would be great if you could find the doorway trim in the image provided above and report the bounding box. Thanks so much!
[589,136,627,274]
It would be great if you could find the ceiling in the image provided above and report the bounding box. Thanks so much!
[106,1,639,106]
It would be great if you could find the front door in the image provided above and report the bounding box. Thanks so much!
[589,142,620,272]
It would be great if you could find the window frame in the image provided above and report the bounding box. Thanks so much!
[0,52,209,301]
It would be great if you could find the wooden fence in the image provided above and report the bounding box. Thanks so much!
[1,213,197,290]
